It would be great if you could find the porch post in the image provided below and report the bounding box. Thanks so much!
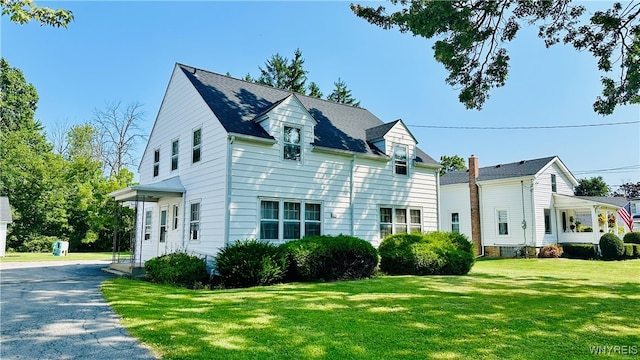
[590,207,598,244]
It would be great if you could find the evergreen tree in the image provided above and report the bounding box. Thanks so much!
[307,81,323,98]
[327,78,360,107]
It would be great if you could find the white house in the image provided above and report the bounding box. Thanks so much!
[0,196,12,257]
[440,155,629,257]
[110,63,440,269]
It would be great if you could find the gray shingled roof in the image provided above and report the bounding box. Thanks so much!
[575,196,629,208]
[178,64,438,166]
[440,156,557,185]
[0,197,12,223]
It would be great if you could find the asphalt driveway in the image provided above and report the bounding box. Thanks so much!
[0,261,157,359]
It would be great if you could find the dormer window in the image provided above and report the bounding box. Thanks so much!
[284,126,301,161]
[394,145,407,175]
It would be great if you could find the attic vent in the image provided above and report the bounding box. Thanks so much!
[519,160,525,164]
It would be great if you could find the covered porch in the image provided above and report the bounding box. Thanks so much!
[108,177,185,275]
[554,194,630,245]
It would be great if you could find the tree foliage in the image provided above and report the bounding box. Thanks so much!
[1,0,73,28]
[0,58,135,252]
[439,154,467,176]
[351,0,640,115]
[613,182,640,198]
[327,78,361,107]
[574,176,610,196]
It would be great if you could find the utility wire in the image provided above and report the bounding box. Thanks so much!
[407,120,640,130]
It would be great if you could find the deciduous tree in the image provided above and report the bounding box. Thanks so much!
[1,0,73,27]
[574,176,610,196]
[613,182,640,198]
[439,155,467,176]
[351,0,640,115]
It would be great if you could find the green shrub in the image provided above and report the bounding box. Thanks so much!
[215,239,288,288]
[622,244,634,258]
[599,233,624,260]
[633,244,640,258]
[378,231,475,275]
[560,243,596,259]
[622,232,640,244]
[283,235,378,281]
[538,244,563,258]
[19,236,59,253]
[145,251,209,287]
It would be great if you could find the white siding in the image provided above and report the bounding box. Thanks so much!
[228,99,437,247]
[532,161,575,247]
[137,66,228,257]
[439,184,472,238]
[479,179,535,247]
[0,223,7,257]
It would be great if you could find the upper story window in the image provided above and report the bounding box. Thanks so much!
[283,126,301,161]
[551,174,557,192]
[171,139,179,171]
[394,145,407,175]
[153,149,160,177]
[192,128,202,164]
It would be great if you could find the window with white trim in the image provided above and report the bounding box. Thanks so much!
[283,126,301,161]
[153,149,160,177]
[190,202,200,240]
[394,145,408,175]
[544,209,552,234]
[171,139,179,171]
[144,210,152,240]
[259,199,321,242]
[551,174,557,193]
[451,212,460,233]
[192,128,201,164]
[380,206,421,238]
[497,209,509,235]
[172,204,179,230]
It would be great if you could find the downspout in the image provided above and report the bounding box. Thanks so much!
[520,181,528,257]
[350,155,356,236]
[181,191,187,249]
[436,170,441,231]
[530,182,536,252]
[224,135,235,246]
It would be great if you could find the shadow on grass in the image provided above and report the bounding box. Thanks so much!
[103,260,640,360]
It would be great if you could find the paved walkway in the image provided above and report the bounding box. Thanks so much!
[0,261,157,359]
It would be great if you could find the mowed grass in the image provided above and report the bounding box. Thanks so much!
[0,251,125,262]
[102,259,640,359]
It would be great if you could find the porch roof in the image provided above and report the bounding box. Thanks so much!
[109,176,185,202]
[553,194,628,209]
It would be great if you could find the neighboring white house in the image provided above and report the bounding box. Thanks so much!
[440,156,629,257]
[630,198,640,228]
[0,196,12,257]
[110,63,440,268]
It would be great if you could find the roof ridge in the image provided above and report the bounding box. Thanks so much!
[176,62,370,112]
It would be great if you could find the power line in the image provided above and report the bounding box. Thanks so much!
[407,120,640,130]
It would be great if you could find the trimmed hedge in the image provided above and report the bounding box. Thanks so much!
[378,231,475,276]
[145,252,209,287]
[622,244,634,258]
[282,235,378,281]
[215,239,288,288]
[623,232,640,245]
[633,244,640,258]
[538,244,563,258]
[560,243,596,259]
[599,233,624,260]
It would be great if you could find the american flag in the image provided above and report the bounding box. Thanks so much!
[618,201,634,232]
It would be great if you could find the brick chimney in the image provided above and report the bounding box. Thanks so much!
[469,155,482,255]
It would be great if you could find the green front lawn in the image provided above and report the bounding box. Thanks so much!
[0,252,126,262]
[102,259,640,359]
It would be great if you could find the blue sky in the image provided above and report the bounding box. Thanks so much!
[2,1,639,188]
